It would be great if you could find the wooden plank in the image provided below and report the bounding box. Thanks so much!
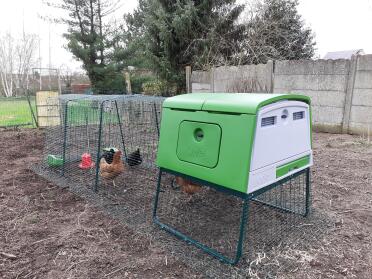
[36,91,60,127]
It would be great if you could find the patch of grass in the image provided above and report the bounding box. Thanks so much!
[0,97,120,128]
[66,101,119,126]
[0,97,36,127]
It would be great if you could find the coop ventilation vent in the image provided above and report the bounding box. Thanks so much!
[293,111,304,120]
[261,116,276,127]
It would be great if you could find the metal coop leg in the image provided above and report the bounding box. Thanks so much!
[152,170,250,265]
[304,167,311,217]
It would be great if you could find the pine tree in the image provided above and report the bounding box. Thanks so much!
[244,0,315,64]
[124,0,245,94]
[46,0,125,93]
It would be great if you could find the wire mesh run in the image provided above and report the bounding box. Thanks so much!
[38,94,164,192]
[154,169,311,263]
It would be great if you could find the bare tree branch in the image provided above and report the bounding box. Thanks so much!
[0,32,38,97]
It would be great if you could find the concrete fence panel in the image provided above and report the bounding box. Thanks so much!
[274,59,351,133]
[349,54,372,135]
[191,62,273,94]
[191,70,212,93]
[189,55,372,136]
[213,63,272,93]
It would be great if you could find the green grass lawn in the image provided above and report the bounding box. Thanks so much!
[0,97,119,128]
[0,97,36,127]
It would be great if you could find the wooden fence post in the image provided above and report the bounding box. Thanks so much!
[124,72,132,95]
[125,72,132,94]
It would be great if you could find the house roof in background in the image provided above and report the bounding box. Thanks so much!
[323,49,365,60]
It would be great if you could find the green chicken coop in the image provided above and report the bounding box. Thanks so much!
[153,93,313,264]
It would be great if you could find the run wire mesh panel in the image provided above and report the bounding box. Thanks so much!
[39,94,164,191]
[154,169,310,263]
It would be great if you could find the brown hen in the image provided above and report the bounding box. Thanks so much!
[175,176,201,196]
[99,150,125,187]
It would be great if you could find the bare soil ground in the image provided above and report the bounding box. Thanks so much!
[0,129,199,279]
[0,129,371,278]
[293,133,372,279]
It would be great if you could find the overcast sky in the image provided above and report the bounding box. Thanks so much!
[1,0,371,71]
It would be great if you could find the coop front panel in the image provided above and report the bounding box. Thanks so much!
[156,93,312,194]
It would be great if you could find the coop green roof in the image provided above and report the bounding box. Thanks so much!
[163,93,311,114]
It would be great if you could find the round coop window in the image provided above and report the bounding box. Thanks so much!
[194,128,204,142]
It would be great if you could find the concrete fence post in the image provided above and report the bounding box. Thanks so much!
[186,66,192,93]
[342,55,359,134]
[210,68,215,93]
[266,60,274,93]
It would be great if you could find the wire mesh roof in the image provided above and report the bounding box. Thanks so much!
[58,94,165,103]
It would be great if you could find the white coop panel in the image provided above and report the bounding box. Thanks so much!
[248,100,312,193]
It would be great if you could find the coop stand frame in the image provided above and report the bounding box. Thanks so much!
[153,168,310,265]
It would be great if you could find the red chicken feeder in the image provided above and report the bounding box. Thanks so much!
[79,153,95,169]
